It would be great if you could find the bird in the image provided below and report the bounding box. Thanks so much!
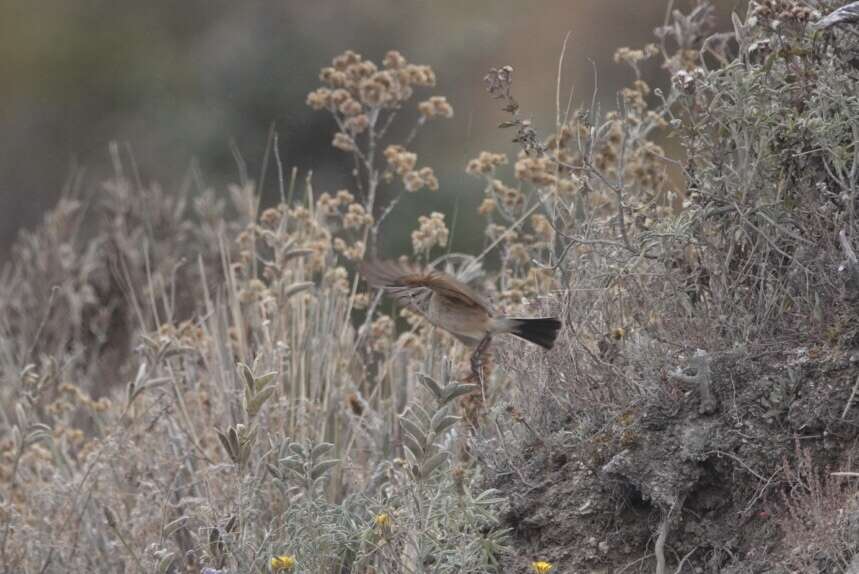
[358,259,562,373]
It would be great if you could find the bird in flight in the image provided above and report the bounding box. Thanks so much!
[358,259,562,376]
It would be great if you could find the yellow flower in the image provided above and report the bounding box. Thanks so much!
[532,561,553,574]
[271,555,296,571]
[373,512,392,528]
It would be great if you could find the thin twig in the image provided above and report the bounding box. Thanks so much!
[841,375,859,420]
[25,285,59,361]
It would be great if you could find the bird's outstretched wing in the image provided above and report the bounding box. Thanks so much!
[358,259,494,316]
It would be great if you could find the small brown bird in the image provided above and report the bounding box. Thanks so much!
[358,259,562,353]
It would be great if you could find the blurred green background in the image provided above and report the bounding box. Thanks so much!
[0,0,735,260]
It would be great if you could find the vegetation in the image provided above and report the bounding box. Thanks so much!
[2,1,859,572]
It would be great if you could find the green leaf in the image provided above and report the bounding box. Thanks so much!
[310,459,340,480]
[15,404,27,429]
[421,452,448,477]
[311,442,335,460]
[288,442,306,457]
[216,430,237,462]
[228,428,242,462]
[402,431,424,460]
[24,428,52,448]
[237,363,255,391]
[163,516,187,538]
[255,371,278,391]
[473,489,506,505]
[266,463,282,480]
[411,404,432,428]
[399,416,427,450]
[442,383,479,404]
[156,553,176,574]
[281,457,305,476]
[246,386,275,418]
[430,406,449,433]
[432,415,460,436]
[418,373,444,400]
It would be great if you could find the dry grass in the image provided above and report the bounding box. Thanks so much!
[3,1,859,572]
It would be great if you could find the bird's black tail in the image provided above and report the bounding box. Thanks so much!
[508,317,562,350]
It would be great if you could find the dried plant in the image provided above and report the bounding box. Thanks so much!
[3,2,859,572]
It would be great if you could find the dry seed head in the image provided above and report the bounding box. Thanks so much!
[554,174,584,199]
[306,88,332,110]
[530,214,554,242]
[485,223,511,242]
[347,61,378,83]
[399,307,424,328]
[332,133,356,152]
[466,151,508,176]
[259,207,282,227]
[404,171,423,192]
[419,167,439,191]
[614,46,646,66]
[332,50,362,70]
[396,332,426,356]
[411,212,449,253]
[338,98,362,117]
[324,266,351,294]
[403,64,436,87]
[370,315,395,353]
[344,114,370,134]
[622,86,648,114]
[333,237,365,261]
[343,203,373,229]
[514,156,556,186]
[350,292,370,309]
[403,169,432,193]
[330,88,351,106]
[383,50,407,69]
[492,179,524,210]
[418,96,454,119]
[318,67,348,88]
[507,242,530,265]
[385,145,417,175]
[359,77,388,107]
[335,189,354,203]
[478,197,497,215]
[316,192,339,216]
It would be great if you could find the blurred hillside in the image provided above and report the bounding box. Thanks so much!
[0,0,728,259]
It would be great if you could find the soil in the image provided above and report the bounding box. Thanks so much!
[492,346,859,573]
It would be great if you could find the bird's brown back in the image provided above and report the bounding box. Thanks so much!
[358,260,494,316]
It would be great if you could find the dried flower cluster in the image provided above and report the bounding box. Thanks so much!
[307,49,436,113]
[411,211,449,254]
[384,145,439,192]
[306,50,452,257]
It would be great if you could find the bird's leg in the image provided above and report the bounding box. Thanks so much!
[470,334,492,380]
